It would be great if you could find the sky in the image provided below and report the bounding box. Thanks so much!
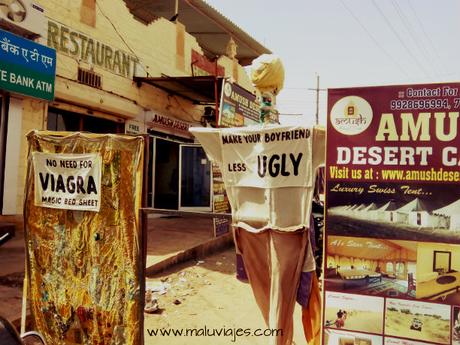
[206,0,460,126]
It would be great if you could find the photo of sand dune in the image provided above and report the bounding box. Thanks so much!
[324,328,382,345]
[325,291,384,334]
[385,299,450,344]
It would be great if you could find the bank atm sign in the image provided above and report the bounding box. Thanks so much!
[0,28,56,101]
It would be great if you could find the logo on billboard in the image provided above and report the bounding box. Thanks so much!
[223,81,232,98]
[330,96,373,135]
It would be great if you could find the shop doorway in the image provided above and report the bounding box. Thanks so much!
[179,144,211,211]
[153,137,180,209]
[150,137,211,211]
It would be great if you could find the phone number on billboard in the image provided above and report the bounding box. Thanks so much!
[390,98,450,110]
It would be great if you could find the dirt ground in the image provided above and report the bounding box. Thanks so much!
[0,231,27,323]
[144,248,306,345]
[0,229,306,344]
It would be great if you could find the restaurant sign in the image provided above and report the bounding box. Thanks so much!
[0,28,56,101]
[46,20,141,79]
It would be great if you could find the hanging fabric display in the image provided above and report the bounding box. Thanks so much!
[23,131,144,345]
[191,124,325,345]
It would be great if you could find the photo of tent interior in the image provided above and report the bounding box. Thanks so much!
[326,236,417,298]
[417,242,460,303]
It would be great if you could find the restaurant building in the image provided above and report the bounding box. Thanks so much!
[0,0,270,217]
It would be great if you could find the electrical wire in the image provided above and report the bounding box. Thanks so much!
[170,94,203,123]
[339,0,410,80]
[95,0,151,76]
[407,0,448,75]
[390,0,439,76]
[95,0,206,125]
[371,0,431,78]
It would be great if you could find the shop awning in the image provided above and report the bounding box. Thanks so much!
[123,0,271,65]
[134,75,222,105]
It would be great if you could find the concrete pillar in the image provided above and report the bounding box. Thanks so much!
[176,21,185,71]
[2,98,23,215]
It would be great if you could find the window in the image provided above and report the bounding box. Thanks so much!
[327,257,336,268]
[396,262,405,275]
[78,67,102,89]
[47,108,123,133]
[386,262,394,273]
[82,115,120,133]
[417,212,422,226]
[407,262,416,275]
[47,110,79,132]
[340,257,351,269]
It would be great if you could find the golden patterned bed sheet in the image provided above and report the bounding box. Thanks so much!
[24,131,144,345]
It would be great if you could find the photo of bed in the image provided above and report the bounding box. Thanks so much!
[326,266,382,288]
[417,242,460,302]
[326,236,417,298]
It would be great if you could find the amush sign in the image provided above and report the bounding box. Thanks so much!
[32,152,102,211]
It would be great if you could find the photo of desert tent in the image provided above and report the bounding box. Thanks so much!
[329,202,395,221]
[356,203,379,219]
[328,203,368,217]
[432,199,460,231]
[326,237,417,298]
[352,203,368,216]
[370,200,401,221]
[394,198,441,227]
